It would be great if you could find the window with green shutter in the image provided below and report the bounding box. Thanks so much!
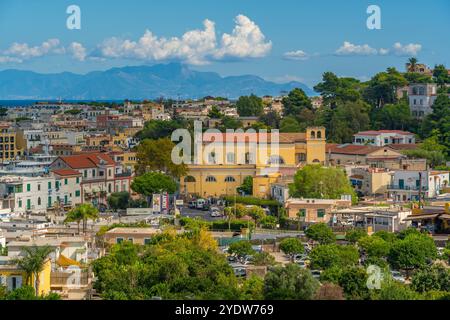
[48,196,52,207]
[64,178,68,185]
[26,199,31,210]
[76,177,80,184]
[18,200,22,208]
[317,209,325,218]
[298,209,306,217]
[26,184,31,192]
[75,190,81,197]
[48,181,51,189]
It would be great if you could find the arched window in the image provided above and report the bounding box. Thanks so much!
[312,159,320,163]
[311,131,316,139]
[268,155,285,165]
[37,197,41,206]
[317,131,322,139]
[205,176,217,182]
[224,176,236,182]
[184,176,196,183]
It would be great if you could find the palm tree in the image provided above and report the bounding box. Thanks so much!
[64,208,83,234]
[224,207,235,231]
[65,204,99,234]
[13,245,53,296]
[408,57,418,73]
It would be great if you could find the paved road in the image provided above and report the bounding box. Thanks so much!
[180,207,225,222]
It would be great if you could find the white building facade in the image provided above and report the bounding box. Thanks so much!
[353,130,415,146]
[388,170,449,202]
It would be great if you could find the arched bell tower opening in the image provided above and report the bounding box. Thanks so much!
[306,126,326,165]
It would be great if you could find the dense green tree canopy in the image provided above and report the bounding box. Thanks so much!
[309,244,359,269]
[135,138,188,177]
[107,192,131,211]
[136,119,188,140]
[282,88,312,119]
[363,67,408,107]
[264,264,319,300]
[388,233,437,270]
[92,231,242,300]
[236,94,264,117]
[289,165,356,202]
[305,223,336,244]
[131,172,177,197]
[279,238,304,261]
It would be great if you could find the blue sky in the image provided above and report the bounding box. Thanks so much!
[0,0,449,87]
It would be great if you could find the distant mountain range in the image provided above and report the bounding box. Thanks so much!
[0,63,314,100]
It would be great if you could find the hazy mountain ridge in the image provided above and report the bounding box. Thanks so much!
[0,63,314,100]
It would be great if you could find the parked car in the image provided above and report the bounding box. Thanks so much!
[310,270,321,279]
[390,270,406,283]
[233,267,247,277]
[297,260,307,269]
[293,253,308,262]
[196,199,206,209]
[188,201,197,209]
[252,245,263,253]
[303,243,312,253]
[210,211,222,217]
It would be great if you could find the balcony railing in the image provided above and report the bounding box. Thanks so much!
[387,185,428,191]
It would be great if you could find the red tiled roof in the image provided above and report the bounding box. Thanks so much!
[58,153,115,169]
[386,143,418,150]
[354,130,414,136]
[326,144,385,155]
[52,168,82,176]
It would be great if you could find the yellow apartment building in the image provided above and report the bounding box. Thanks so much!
[0,257,51,295]
[0,126,26,161]
[181,127,326,198]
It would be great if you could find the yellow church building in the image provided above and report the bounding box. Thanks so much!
[181,127,326,199]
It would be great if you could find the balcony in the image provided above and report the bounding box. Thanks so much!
[387,185,428,191]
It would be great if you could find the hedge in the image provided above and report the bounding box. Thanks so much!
[223,196,281,209]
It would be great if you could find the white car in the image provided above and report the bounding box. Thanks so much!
[390,270,406,283]
[310,270,321,279]
[210,211,222,217]
[293,254,308,263]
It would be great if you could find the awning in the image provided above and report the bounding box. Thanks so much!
[438,214,450,220]
[403,214,439,221]
[56,254,81,267]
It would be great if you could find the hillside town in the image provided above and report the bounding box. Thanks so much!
[0,59,449,301]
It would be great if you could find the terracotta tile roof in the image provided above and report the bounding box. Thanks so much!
[326,144,383,155]
[58,153,115,169]
[202,132,306,143]
[386,143,418,150]
[52,168,82,176]
[354,130,414,136]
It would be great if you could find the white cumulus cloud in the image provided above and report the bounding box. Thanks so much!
[283,50,309,61]
[335,41,378,56]
[4,38,65,59]
[213,14,272,60]
[68,42,87,61]
[97,14,271,64]
[392,42,422,56]
[333,41,422,57]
